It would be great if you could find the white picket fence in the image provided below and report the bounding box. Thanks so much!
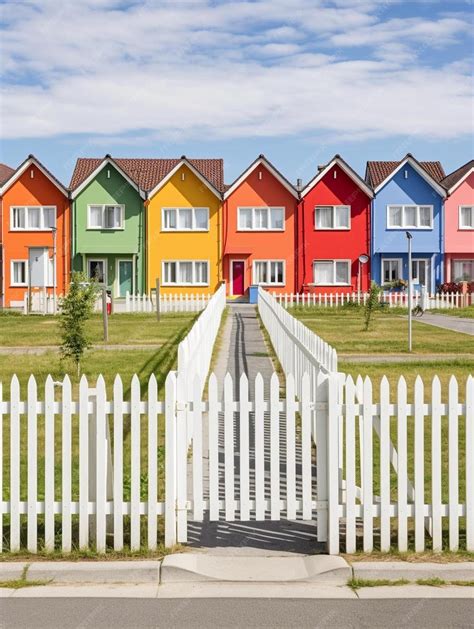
[276,291,474,309]
[124,291,210,313]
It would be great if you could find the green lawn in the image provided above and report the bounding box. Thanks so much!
[0,312,197,347]
[291,307,474,355]
[429,307,474,318]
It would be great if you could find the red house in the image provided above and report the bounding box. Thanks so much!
[297,155,373,294]
[222,155,299,296]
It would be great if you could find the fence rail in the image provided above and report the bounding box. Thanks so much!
[276,291,474,309]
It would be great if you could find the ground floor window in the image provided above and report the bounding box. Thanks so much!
[382,258,402,284]
[453,259,474,281]
[11,260,27,286]
[88,259,106,284]
[252,260,285,286]
[162,260,209,286]
[313,259,350,285]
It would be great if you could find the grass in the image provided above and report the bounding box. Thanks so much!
[0,545,181,562]
[429,307,474,318]
[291,306,474,354]
[348,576,474,590]
[344,549,474,563]
[0,312,198,347]
[0,565,51,589]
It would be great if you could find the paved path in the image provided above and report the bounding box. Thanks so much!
[187,304,320,556]
[412,313,474,336]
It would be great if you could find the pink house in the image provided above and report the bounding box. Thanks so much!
[442,160,474,282]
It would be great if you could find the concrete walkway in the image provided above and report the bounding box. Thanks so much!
[413,313,474,336]
[187,304,321,556]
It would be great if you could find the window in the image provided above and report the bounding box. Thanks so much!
[11,260,27,286]
[237,207,285,231]
[382,258,402,283]
[459,206,474,229]
[162,208,209,231]
[313,260,350,285]
[252,260,285,286]
[11,206,56,231]
[453,260,474,281]
[87,205,124,230]
[87,259,106,284]
[315,206,350,230]
[387,205,433,229]
[162,261,209,286]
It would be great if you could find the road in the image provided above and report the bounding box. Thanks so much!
[1,597,473,628]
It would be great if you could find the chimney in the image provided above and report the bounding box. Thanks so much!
[296,178,303,191]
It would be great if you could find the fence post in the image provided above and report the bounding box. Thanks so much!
[327,372,340,554]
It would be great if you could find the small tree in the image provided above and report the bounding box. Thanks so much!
[364,281,381,331]
[59,272,99,376]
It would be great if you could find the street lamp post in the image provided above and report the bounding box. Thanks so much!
[358,254,369,300]
[406,231,413,352]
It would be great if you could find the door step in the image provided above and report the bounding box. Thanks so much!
[161,554,350,584]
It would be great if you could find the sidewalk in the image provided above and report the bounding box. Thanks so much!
[412,313,474,336]
[186,303,321,555]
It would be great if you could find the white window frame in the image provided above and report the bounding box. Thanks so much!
[312,259,351,286]
[237,207,285,232]
[10,259,28,286]
[87,204,125,230]
[411,258,431,287]
[161,207,209,232]
[161,260,210,286]
[87,258,107,284]
[314,205,351,230]
[10,206,57,231]
[381,258,403,284]
[459,205,474,230]
[251,259,286,286]
[386,204,433,229]
[452,259,474,281]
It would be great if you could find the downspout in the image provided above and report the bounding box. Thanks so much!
[439,195,444,287]
[294,195,299,292]
[301,198,306,288]
[143,191,148,296]
[217,194,222,284]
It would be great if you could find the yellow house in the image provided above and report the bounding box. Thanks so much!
[146,157,224,295]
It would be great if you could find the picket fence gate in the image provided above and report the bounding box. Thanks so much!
[276,291,474,309]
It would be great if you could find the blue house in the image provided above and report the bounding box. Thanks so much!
[366,155,446,293]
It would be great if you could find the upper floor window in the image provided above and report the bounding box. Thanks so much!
[162,207,209,231]
[459,206,474,230]
[387,205,433,229]
[315,205,350,230]
[88,204,124,230]
[252,260,285,285]
[313,259,351,286]
[238,207,285,231]
[11,206,56,231]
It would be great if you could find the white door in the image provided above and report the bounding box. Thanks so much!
[411,259,430,289]
[28,248,48,287]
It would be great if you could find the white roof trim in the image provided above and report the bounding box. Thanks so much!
[374,156,446,197]
[300,157,373,199]
[71,157,145,199]
[0,157,68,197]
[223,157,298,199]
[147,159,222,199]
[446,166,474,195]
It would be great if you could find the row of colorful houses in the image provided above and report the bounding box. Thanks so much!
[0,153,472,308]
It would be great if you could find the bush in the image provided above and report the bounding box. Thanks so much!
[364,282,381,331]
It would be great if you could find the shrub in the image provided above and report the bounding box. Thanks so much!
[364,282,381,331]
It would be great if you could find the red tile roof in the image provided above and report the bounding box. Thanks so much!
[69,157,225,193]
[365,157,445,189]
[0,163,15,186]
[441,159,474,191]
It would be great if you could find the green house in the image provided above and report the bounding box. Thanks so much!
[70,157,146,297]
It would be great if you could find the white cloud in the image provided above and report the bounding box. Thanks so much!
[0,0,472,143]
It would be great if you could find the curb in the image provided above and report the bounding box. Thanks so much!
[351,561,474,582]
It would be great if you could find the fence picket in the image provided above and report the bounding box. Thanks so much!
[362,377,373,552]
[27,376,38,553]
[345,376,356,553]
[380,376,390,552]
[165,372,177,547]
[95,376,107,553]
[79,376,89,549]
[467,376,474,551]
[192,375,203,521]
[270,373,280,520]
[130,375,141,550]
[224,373,235,521]
[301,373,312,520]
[255,374,265,520]
[208,374,219,521]
[286,373,296,520]
[148,374,158,549]
[431,376,442,552]
[414,376,425,552]
[44,376,55,551]
[239,374,250,521]
[0,383,3,552]
[396,377,408,552]
[113,375,124,550]
[61,376,72,553]
[448,376,459,551]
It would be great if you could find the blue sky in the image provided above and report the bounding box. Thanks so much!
[1,0,473,186]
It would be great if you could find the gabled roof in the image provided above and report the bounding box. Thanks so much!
[146,157,223,199]
[70,156,225,199]
[0,163,15,186]
[441,159,474,194]
[0,155,68,196]
[223,154,299,199]
[365,154,446,196]
[300,154,373,199]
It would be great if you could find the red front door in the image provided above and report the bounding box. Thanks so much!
[231,260,245,295]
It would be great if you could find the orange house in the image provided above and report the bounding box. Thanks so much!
[222,155,299,296]
[0,155,70,309]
